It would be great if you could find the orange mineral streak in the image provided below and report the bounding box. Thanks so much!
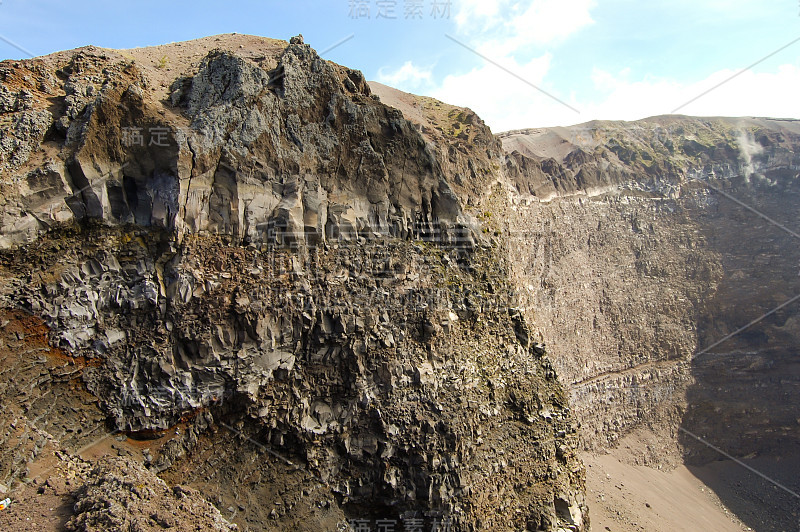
[0,308,102,369]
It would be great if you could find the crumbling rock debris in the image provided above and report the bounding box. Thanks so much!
[66,456,237,531]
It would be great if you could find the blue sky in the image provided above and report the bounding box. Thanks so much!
[1,0,799,131]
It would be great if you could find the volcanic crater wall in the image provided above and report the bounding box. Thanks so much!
[0,36,587,531]
[498,119,800,466]
[4,31,799,531]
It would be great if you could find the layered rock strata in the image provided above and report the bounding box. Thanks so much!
[0,35,586,531]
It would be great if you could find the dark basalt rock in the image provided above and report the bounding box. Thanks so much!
[0,36,587,531]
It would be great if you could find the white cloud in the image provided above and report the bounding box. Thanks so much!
[508,0,596,46]
[584,64,800,123]
[377,61,433,89]
[374,1,799,132]
[416,0,597,131]
[375,0,597,131]
[455,0,597,55]
[430,53,557,131]
[454,0,505,33]
[378,61,800,133]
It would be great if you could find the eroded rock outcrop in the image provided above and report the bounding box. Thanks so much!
[7,30,797,532]
[0,35,586,531]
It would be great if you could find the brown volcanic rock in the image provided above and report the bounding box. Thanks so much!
[66,456,236,531]
[493,118,800,529]
[3,29,800,531]
[0,35,493,251]
[4,29,800,532]
[0,34,587,532]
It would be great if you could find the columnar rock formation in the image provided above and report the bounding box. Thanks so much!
[0,35,586,531]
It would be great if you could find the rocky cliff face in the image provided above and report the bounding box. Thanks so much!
[494,118,800,530]
[0,35,585,531]
[368,83,800,473]
[496,117,800,456]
